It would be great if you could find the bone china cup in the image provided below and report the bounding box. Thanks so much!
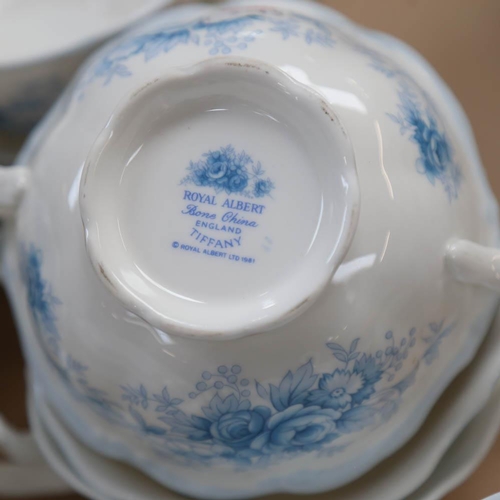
[0,1,499,498]
[0,0,172,133]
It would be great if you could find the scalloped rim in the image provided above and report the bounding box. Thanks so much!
[79,56,360,340]
[7,0,500,497]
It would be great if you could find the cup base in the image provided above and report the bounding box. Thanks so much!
[80,57,359,338]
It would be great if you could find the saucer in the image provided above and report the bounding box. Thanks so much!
[28,311,500,500]
[405,382,500,500]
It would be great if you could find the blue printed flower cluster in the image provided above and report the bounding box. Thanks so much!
[80,12,335,92]
[181,145,275,199]
[19,245,61,349]
[76,5,462,202]
[20,243,454,466]
[355,44,461,200]
[386,83,461,200]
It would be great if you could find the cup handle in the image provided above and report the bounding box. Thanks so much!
[0,164,70,496]
[0,165,30,218]
[446,239,500,292]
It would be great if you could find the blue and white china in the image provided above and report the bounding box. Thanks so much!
[1,0,500,498]
[26,310,500,500]
[0,0,172,133]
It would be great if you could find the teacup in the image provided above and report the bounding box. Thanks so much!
[0,1,499,498]
[0,0,172,133]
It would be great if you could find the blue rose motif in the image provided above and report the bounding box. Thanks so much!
[386,84,460,199]
[207,162,228,180]
[253,179,273,198]
[250,404,339,453]
[226,173,249,193]
[206,151,230,180]
[167,394,270,450]
[22,241,454,468]
[419,126,451,177]
[182,146,274,198]
[305,369,364,410]
[192,167,211,187]
[210,407,271,449]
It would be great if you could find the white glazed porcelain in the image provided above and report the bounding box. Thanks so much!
[0,413,70,497]
[405,383,500,500]
[0,0,173,133]
[26,311,500,500]
[32,384,500,500]
[1,0,500,498]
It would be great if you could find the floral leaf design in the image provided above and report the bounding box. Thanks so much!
[255,381,269,401]
[336,405,378,434]
[270,19,300,39]
[269,360,317,411]
[333,350,348,363]
[181,145,275,199]
[348,36,462,200]
[79,12,335,94]
[349,339,359,354]
[423,322,455,365]
[160,411,211,441]
[356,45,461,200]
[351,355,384,405]
[19,244,61,341]
[327,339,361,364]
[153,386,171,410]
[121,384,149,409]
[152,387,183,414]
[202,394,240,420]
[129,405,167,436]
[326,342,349,363]
[20,242,456,468]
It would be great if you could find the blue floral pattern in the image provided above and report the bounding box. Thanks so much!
[181,145,274,198]
[80,11,335,93]
[20,243,456,466]
[387,83,461,200]
[352,42,461,200]
[77,8,460,200]
[19,245,61,349]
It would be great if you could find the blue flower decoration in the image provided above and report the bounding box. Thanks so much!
[79,13,335,94]
[19,244,60,339]
[20,242,455,468]
[251,404,339,453]
[385,83,461,200]
[253,179,274,198]
[350,41,462,200]
[416,122,452,179]
[351,355,383,404]
[306,369,364,410]
[211,407,271,450]
[359,49,462,201]
[181,145,275,199]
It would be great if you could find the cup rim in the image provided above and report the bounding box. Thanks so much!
[0,0,173,70]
